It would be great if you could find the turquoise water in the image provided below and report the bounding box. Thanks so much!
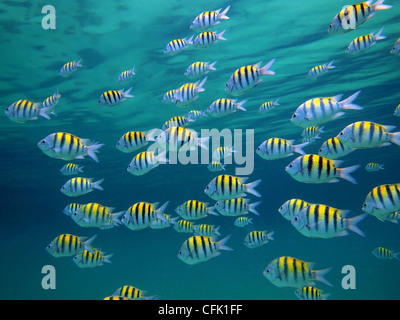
[1,0,400,300]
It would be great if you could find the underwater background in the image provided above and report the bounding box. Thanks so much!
[1,0,400,300]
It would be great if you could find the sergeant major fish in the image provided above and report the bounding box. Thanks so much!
[318,137,355,159]
[174,77,207,107]
[164,36,193,55]
[278,198,312,221]
[184,61,217,79]
[127,151,167,176]
[46,234,97,257]
[214,198,261,216]
[362,183,400,221]
[73,250,113,268]
[365,163,384,172]
[60,163,84,176]
[192,30,227,48]
[116,130,158,153]
[5,99,52,123]
[372,247,400,261]
[175,200,217,220]
[117,66,135,82]
[98,87,134,106]
[244,230,274,248]
[256,138,308,160]
[307,60,336,79]
[190,6,230,32]
[258,98,280,112]
[59,58,83,77]
[206,98,247,117]
[295,286,330,300]
[346,27,385,54]
[121,201,169,231]
[61,177,104,197]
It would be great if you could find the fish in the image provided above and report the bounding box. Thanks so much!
[178,235,233,265]
[212,146,236,161]
[256,138,308,160]
[285,154,360,184]
[112,285,156,300]
[244,230,274,248]
[41,88,61,116]
[164,36,193,55]
[150,214,179,230]
[161,89,177,103]
[162,116,193,130]
[60,163,84,176]
[174,77,207,107]
[214,198,261,216]
[295,286,330,300]
[372,247,400,260]
[263,256,332,288]
[127,151,167,176]
[307,60,336,79]
[190,6,230,31]
[98,87,134,106]
[37,132,104,162]
[186,110,207,121]
[278,198,311,221]
[59,58,83,77]
[226,58,276,96]
[63,203,82,216]
[301,126,324,138]
[394,104,400,117]
[121,201,169,231]
[291,204,367,238]
[258,98,280,112]
[61,177,104,197]
[207,161,226,172]
[302,136,320,144]
[155,126,209,152]
[192,30,227,48]
[318,137,355,159]
[184,61,217,79]
[193,224,221,239]
[173,219,196,233]
[206,98,247,117]
[117,66,135,82]
[385,212,400,224]
[346,27,385,54]
[204,174,262,200]
[291,91,363,128]
[234,217,253,227]
[116,130,158,153]
[46,234,97,257]
[328,0,392,33]
[337,121,400,149]
[104,296,132,300]
[175,200,218,220]
[390,38,400,55]
[71,202,124,229]
[365,163,384,172]
[362,183,400,221]
[5,99,52,123]
[73,250,113,268]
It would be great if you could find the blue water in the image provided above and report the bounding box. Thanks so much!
[1,0,400,300]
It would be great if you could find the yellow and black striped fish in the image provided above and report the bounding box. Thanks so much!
[234,216,253,227]
[61,177,104,197]
[60,163,84,176]
[285,154,360,184]
[173,219,195,233]
[256,137,308,160]
[127,151,167,176]
[5,99,52,123]
[258,98,280,112]
[362,183,400,220]
[193,224,221,238]
[46,234,97,257]
[161,89,177,103]
[346,27,385,53]
[207,98,247,117]
[372,247,400,260]
[178,235,233,265]
[71,202,123,229]
[278,198,311,221]
[59,58,83,77]
[112,285,146,300]
[365,162,384,172]
[121,201,169,231]
[214,198,261,216]
[207,161,226,172]
[42,89,61,115]
[244,230,274,248]
[98,87,134,105]
[117,66,135,82]
[162,116,193,130]
[307,60,336,79]
[116,130,157,153]
[63,203,82,216]
[301,126,324,138]
[175,200,217,220]
[318,137,355,159]
[190,6,230,31]
[184,61,217,79]
[73,249,113,268]
[164,36,193,55]
[192,30,227,48]
[174,77,207,107]
[156,126,209,151]
[295,286,330,300]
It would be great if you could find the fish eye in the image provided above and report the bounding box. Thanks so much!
[293,114,296,118]
[206,186,209,190]
[178,251,182,256]
[363,203,367,207]
[40,140,46,144]
[279,206,283,210]
[289,164,293,168]
[340,132,344,135]
[265,268,270,273]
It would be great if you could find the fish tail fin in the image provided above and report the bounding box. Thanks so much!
[372,0,392,11]
[156,201,169,222]
[83,234,97,254]
[197,136,210,151]
[122,86,134,98]
[78,165,84,173]
[218,5,230,19]
[131,66,136,75]
[86,142,104,163]
[75,58,83,67]
[273,98,280,105]
[217,29,227,41]
[389,131,400,146]
[346,214,368,237]
[393,253,400,261]
[259,58,276,76]
[186,35,194,45]
[293,142,309,155]
[216,234,234,252]
[103,253,114,264]
[245,179,262,197]
[374,26,386,40]
[207,205,219,216]
[248,201,261,216]
[196,76,208,93]
[340,90,364,110]
[339,165,361,184]
[92,178,104,191]
[208,61,217,70]
[236,99,248,112]
[38,106,53,120]
[156,150,169,164]
[314,267,333,287]
[214,226,221,236]
[265,231,275,241]
[327,59,336,69]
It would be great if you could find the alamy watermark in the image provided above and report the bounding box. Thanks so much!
[41,5,56,29]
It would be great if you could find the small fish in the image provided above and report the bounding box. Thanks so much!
[112,285,155,300]
[278,198,311,221]
[63,203,81,216]
[214,198,261,216]
[244,230,274,249]
[60,163,84,176]
[116,130,158,153]
[346,27,385,54]
[307,60,336,79]
[295,286,330,300]
[256,138,308,160]
[318,137,355,159]
[258,98,280,112]
[207,98,247,117]
[337,121,400,149]
[164,36,193,55]
[390,38,400,55]
[212,146,236,161]
[291,204,367,238]
[328,0,392,33]
[226,59,276,96]
[372,247,400,260]
[234,216,253,227]
[186,110,207,121]
[175,200,217,220]
[204,174,262,200]
[46,234,97,257]
[61,177,104,197]
[362,183,400,220]
[155,126,209,152]
[161,89,177,104]
[71,203,123,229]
[104,296,132,300]
[385,212,400,224]
[365,163,384,172]
[302,136,320,144]
[173,219,196,233]
[127,151,167,176]
[301,126,324,138]
[150,214,179,229]
[73,250,113,268]
[263,256,332,288]
[394,104,400,117]
[117,66,135,82]
[98,87,134,106]
[59,58,83,77]
[193,224,221,238]
[178,235,233,265]
[41,88,61,116]
[37,132,104,162]
[184,61,217,79]
[207,161,226,172]
[121,201,169,231]
[162,116,193,130]
[190,6,230,32]
[192,30,227,48]
[174,77,207,107]
[285,154,360,184]
[5,99,52,123]
[291,91,363,128]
